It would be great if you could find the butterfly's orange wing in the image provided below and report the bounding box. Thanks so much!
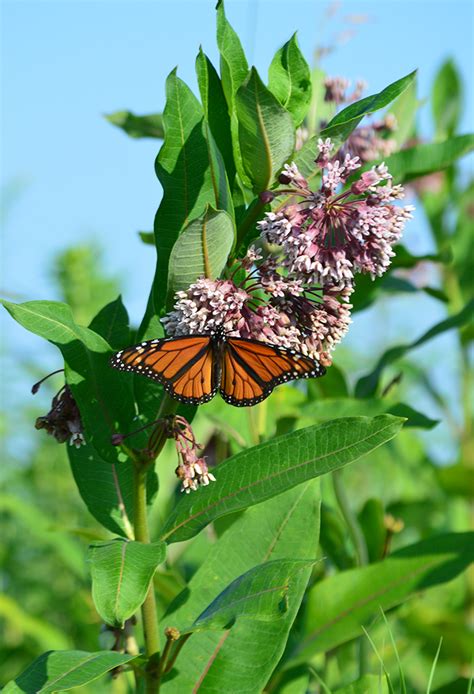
[110,335,218,405]
[220,337,326,407]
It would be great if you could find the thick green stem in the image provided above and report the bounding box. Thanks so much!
[332,469,370,675]
[132,395,181,693]
[134,465,160,693]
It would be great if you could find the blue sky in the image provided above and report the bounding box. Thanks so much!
[1,0,473,460]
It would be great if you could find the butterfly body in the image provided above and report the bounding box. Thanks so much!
[110,327,325,407]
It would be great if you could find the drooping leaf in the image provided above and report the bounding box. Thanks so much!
[105,110,164,139]
[355,300,474,397]
[183,559,314,634]
[160,415,404,543]
[236,67,295,192]
[88,295,130,350]
[268,33,312,127]
[432,59,462,139]
[166,206,234,304]
[3,650,139,694]
[161,481,320,693]
[289,532,474,663]
[88,538,166,626]
[320,70,417,147]
[384,134,474,183]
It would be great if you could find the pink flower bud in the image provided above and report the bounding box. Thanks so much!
[260,190,275,203]
[351,170,381,195]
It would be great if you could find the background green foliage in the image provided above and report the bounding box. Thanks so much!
[1,3,473,692]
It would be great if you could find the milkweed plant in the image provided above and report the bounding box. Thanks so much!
[3,2,474,692]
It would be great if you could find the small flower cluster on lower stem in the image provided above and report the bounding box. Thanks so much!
[167,416,216,493]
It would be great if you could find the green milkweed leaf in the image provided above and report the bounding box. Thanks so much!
[182,559,315,634]
[216,0,250,190]
[161,481,320,693]
[148,69,230,322]
[268,33,312,127]
[385,134,474,183]
[320,70,417,147]
[167,206,235,304]
[1,299,157,536]
[236,67,295,192]
[3,651,139,693]
[88,295,130,350]
[160,415,404,544]
[196,48,236,189]
[288,532,474,663]
[88,538,166,627]
[1,299,132,462]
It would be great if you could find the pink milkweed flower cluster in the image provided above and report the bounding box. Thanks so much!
[162,137,413,369]
[259,138,414,289]
[170,416,215,493]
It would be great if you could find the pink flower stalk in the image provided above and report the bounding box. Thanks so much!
[258,139,414,288]
[169,416,215,493]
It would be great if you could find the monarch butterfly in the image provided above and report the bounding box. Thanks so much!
[110,327,326,407]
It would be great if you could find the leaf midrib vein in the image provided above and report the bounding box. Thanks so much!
[162,421,396,540]
[112,540,129,619]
